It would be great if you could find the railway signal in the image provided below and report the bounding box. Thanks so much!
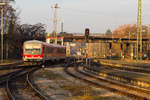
[84,28,90,70]
[85,28,90,43]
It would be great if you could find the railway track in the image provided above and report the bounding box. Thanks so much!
[26,69,50,100]
[6,80,16,100]
[0,63,40,71]
[99,63,150,75]
[0,64,42,84]
[64,65,150,100]
[4,65,50,100]
[88,59,150,75]
[86,64,150,90]
[0,68,25,84]
[5,67,37,100]
[0,61,23,70]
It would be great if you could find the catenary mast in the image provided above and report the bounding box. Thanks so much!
[136,0,142,60]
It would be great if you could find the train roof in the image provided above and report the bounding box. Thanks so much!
[24,40,65,48]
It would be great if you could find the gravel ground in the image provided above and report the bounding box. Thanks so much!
[0,87,9,100]
[33,66,131,100]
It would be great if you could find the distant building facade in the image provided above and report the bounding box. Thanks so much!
[148,24,150,35]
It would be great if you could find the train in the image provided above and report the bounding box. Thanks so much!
[23,40,66,63]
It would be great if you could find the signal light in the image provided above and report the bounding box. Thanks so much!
[85,28,90,36]
[85,28,90,42]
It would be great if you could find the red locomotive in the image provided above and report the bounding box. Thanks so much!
[23,40,66,63]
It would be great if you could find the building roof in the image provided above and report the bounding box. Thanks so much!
[24,40,65,48]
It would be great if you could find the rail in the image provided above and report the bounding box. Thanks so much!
[64,65,150,100]
[26,68,50,100]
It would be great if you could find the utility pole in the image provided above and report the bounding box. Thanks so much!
[136,0,142,61]
[0,2,6,63]
[1,7,4,62]
[52,4,59,44]
[139,0,142,60]
[61,20,63,33]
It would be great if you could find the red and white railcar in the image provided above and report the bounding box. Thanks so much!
[23,40,66,62]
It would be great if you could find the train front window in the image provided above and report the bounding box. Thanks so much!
[24,48,41,55]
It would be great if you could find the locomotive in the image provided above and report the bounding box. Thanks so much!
[23,40,66,63]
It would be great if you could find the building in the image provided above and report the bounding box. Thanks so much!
[147,24,150,35]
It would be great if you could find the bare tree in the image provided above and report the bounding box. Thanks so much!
[7,23,46,58]
[113,24,148,37]
[0,0,46,58]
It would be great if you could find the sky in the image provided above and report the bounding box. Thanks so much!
[12,0,150,33]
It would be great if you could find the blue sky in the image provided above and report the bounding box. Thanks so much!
[13,0,150,33]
